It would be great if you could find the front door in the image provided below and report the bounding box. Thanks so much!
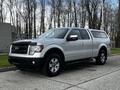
[63,29,83,61]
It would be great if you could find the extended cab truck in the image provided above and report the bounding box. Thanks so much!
[8,28,111,77]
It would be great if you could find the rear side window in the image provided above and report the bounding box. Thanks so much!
[91,31,108,38]
[79,29,90,40]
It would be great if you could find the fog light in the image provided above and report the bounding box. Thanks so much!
[32,61,35,64]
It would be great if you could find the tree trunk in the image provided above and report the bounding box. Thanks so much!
[116,0,120,47]
[40,0,45,34]
[73,1,77,27]
[33,0,37,38]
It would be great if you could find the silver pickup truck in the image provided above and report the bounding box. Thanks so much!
[8,27,111,76]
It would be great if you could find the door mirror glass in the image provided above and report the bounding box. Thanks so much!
[67,35,78,41]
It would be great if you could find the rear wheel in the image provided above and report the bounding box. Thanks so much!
[96,50,107,65]
[42,53,63,77]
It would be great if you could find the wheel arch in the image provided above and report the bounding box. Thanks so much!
[98,45,107,56]
[44,47,65,63]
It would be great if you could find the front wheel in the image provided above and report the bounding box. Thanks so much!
[96,50,107,65]
[42,54,63,77]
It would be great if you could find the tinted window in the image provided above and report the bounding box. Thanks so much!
[79,29,90,39]
[68,29,81,39]
[91,31,107,38]
[40,29,69,39]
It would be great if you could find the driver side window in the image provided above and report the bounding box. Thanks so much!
[67,29,81,39]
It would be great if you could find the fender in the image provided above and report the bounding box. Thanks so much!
[40,44,65,58]
[98,43,107,55]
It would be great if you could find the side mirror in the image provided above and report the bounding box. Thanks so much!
[67,35,78,41]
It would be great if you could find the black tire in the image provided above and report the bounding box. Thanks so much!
[42,53,63,77]
[96,49,107,65]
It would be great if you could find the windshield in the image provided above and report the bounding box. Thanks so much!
[39,28,69,39]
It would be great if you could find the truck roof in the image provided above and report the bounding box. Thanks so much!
[53,27,106,32]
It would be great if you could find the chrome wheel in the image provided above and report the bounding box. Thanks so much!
[43,53,63,77]
[96,50,107,65]
[49,58,60,73]
[100,53,106,63]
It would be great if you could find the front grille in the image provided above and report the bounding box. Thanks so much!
[11,42,30,54]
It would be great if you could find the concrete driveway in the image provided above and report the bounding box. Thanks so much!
[0,55,120,90]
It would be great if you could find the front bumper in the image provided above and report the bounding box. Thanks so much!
[8,56,44,68]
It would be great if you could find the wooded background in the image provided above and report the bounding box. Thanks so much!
[0,0,120,47]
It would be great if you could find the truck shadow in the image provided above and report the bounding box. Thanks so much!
[18,60,97,76]
[64,60,97,72]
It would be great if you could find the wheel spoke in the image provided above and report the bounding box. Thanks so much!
[56,63,60,67]
[100,53,105,63]
[49,57,60,73]
[54,59,58,63]
[49,63,52,68]
[54,67,58,72]
[51,67,55,72]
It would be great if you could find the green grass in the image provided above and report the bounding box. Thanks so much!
[111,48,120,55]
[0,55,12,68]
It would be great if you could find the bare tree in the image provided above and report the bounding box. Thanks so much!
[33,0,37,38]
[15,0,29,38]
[56,0,62,27]
[0,0,117,42]
[66,0,73,27]
[20,0,35,39]
[7,0,15,25]
[85,0,101,29]
[40,0,45,34]
[73,0,77,27]
[78,0,86,28]
[115,0,120,47]
[0,0,5,22]
[49,0,56,28]
[48,7,54,29]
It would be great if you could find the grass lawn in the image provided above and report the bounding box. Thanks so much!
[111,48,120,55]
[0,55,12,68]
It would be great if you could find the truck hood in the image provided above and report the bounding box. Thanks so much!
[12,38,65,46]
[13,39,33,43]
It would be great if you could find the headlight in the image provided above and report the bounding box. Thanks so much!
[29,45,44,55]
